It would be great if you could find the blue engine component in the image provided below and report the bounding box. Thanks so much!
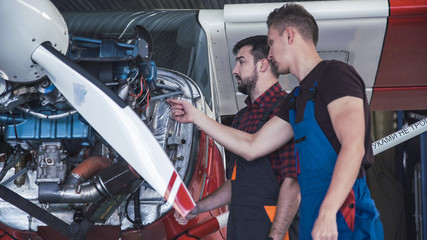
[3,113,91,141]
[140,60,157,91]
[67,25,157,89]
[68,36,146,61]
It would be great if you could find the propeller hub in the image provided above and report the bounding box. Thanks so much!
[0,0,69,82]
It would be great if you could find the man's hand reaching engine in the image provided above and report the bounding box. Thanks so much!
[167,98,199,124]
[173,204,200,225]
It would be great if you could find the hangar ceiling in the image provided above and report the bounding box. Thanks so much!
[51,0,295,12]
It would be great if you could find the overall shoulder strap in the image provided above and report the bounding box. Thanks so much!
[289,87,300,110]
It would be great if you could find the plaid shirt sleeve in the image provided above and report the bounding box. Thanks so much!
[269,138,296,183]
[269,95,296,183]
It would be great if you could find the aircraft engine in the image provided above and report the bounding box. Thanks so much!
[0,36,199,235]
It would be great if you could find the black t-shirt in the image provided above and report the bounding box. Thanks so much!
[275,60,373,175]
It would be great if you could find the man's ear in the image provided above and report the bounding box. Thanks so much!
[259,58,269,72]
[284,27,294,44]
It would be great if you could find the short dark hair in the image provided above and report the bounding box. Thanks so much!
[232,35,279,78]
[267,3,319,46]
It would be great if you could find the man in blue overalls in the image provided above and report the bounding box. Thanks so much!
[169,3,384,240]
[265,4,383,239]
[173,36,299,240]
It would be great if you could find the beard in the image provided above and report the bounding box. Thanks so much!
[237,69,258,95]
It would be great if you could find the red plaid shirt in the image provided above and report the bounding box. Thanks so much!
[232,83,296,184]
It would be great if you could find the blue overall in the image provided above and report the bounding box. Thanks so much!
[289,84,383,240]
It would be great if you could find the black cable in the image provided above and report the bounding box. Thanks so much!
[0,225,19,240]
[124,191,136,224]
[11,115,19,142]
[133,187,142,225]
[0,153,20,183]
[88,139,99,157]
[208,210,226,240]
[184,232,201,240]
[174,230,201,240]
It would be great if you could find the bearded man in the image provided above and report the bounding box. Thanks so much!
[173,35,300,240]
